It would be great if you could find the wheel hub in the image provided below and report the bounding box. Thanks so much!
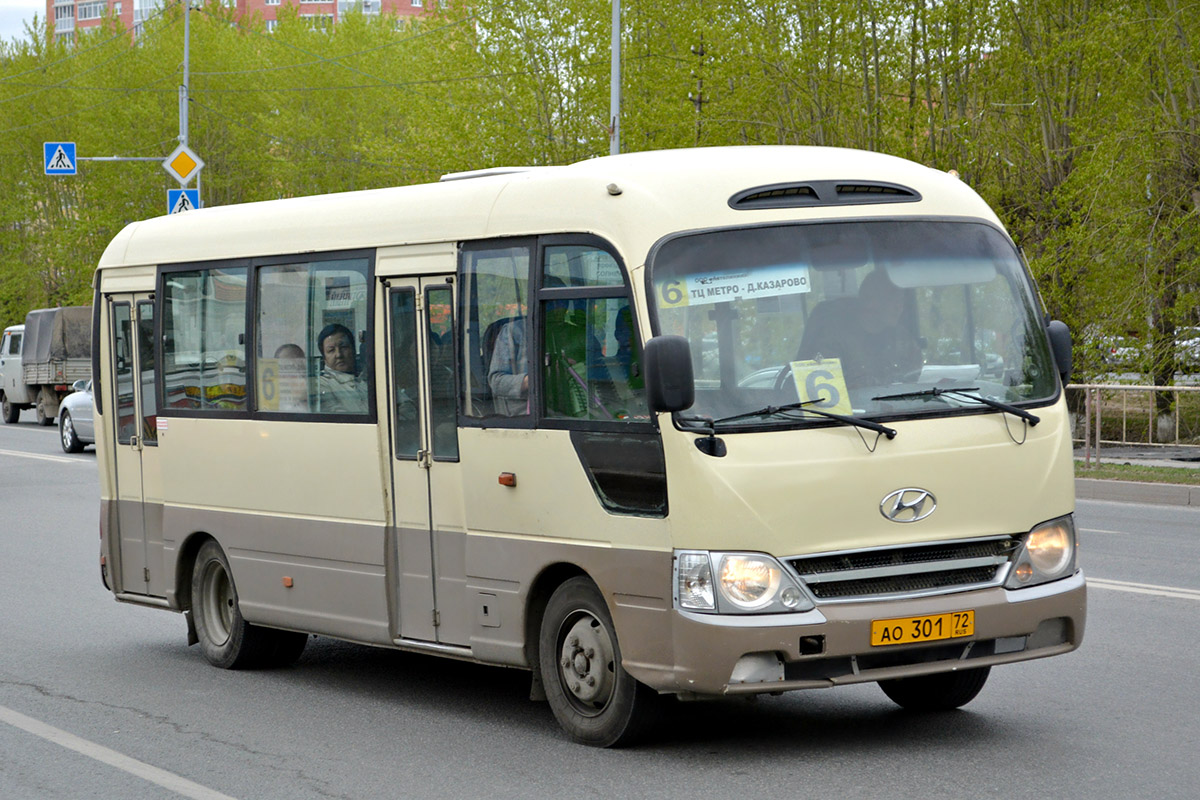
[558,615,615,708]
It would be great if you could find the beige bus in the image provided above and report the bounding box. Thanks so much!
[92,146,1085,746]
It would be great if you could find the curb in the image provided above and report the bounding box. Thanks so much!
[1076,478,1200,507]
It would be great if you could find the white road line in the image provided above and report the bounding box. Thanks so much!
[1080,528,1128,535]
[0,705,238,800]
[1088,578,1200,601]
[0,448,82,464]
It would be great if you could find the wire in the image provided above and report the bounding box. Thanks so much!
[188,97,449,175]
[194,6,555,144]
[0,2,175,85]
[191,12,478,77]
[0,17,181,108]
[0,72,178,136]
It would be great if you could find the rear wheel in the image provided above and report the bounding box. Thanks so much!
[35,403,53,426]
[538,576,658,747]
[878,666,991,711]
[191,540,278,669]
[2,397,18,424]
[60,411,83,453]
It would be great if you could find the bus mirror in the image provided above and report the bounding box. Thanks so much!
[1046,320,1072,384]
[645,335,695,413]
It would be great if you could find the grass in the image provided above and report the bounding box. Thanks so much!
[1074,460,1200,485]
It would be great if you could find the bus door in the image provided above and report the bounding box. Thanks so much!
[384,276,467,645]
[108,295,164,596]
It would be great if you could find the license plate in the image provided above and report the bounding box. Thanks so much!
[870,610,975,647]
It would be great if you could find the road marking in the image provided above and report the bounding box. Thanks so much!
[1079,527,1128,535]
[0,705,238,800]
[1089,578,1200,601]
[0,448,83,464]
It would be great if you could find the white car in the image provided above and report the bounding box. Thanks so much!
[59,380,95,453]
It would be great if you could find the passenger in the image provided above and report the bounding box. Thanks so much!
[316,324,368,414]
[797,268,922,386]
[488,318,529,416]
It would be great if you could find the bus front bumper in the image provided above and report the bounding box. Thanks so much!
[645,572,1086,697]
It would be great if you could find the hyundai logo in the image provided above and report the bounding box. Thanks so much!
[880,488,937,523]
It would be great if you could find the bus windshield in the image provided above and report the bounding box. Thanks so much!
[649,220,1059,429]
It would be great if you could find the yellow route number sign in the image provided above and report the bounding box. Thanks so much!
[789,358,852,415]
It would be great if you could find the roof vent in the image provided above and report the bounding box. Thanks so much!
[729,184,820,209]
[730,180,921,210]
[835,183,918,200]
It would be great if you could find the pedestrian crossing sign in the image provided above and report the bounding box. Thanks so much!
[168,188,200,214]
[44,142,77,175]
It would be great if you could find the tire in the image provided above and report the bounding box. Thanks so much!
[538,576,658,747]
[878,666,991,711]
[35,403,53,426]
[1,397,17,424]
[60,411,84,453]
[190,539,278,670]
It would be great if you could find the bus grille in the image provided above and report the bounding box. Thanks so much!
[787,538,1020,602]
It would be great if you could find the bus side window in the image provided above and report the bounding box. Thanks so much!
[460,244,531,420]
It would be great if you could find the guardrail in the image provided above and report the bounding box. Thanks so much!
[1067,383,1200,465]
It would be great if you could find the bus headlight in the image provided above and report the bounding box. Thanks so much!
[675,551,813,614]
[1005,515,1077,589]
[718,554,781,610]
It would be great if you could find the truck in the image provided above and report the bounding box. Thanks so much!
[0,306,92,425]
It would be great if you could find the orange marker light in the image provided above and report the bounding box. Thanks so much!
[282,576,294,588]
[498,472,517,487]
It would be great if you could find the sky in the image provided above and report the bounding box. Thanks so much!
[0,0,46,44]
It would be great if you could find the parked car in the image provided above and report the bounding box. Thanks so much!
[58,379,94,453]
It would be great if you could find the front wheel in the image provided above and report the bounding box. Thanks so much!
[191,540,279,669]
[60,411,83,453]
[538,576,658,747]
[2,397,18,424]
[878,666,991,711]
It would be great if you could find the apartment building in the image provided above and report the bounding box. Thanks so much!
[48,0,429,41]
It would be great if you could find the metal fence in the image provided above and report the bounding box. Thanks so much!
[1067,383,1200,464]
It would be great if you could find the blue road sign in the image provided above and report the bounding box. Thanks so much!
[44,142,77,175]
[168,188,200,214]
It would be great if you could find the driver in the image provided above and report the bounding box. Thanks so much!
[797,268,922,386]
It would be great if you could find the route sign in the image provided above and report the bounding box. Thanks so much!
[162,143,204,185]
[44,142,77,175]
[168,188,200,214]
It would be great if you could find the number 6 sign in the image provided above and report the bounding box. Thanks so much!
[789,358,852,415]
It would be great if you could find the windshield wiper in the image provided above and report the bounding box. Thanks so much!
[687,400,898,440]
[871,386,1040,426]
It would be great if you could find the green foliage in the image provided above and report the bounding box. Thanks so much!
[1,0,1197,388]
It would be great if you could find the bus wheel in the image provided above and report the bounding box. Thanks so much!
[191,540,274,669]
[878,666,991,711]
[538,577,657,747]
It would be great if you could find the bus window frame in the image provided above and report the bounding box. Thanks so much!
[155,248,377,424]
[457,234,654,434]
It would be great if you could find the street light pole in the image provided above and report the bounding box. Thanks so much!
[609,0,621,155]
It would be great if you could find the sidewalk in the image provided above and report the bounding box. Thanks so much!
[1074,444,1200,507]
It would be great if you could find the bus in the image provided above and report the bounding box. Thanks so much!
[92,146,1085,747]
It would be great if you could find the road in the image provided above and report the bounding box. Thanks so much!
[1,417,1198,799]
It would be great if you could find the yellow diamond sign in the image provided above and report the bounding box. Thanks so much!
[163,143,204,185]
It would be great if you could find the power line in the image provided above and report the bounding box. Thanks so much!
[194,6,555,144]
[0,2,175,85]
[0,17,181,108]
[191,12,479,77]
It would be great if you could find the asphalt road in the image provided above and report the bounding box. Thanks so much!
[1,417,1198,799]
